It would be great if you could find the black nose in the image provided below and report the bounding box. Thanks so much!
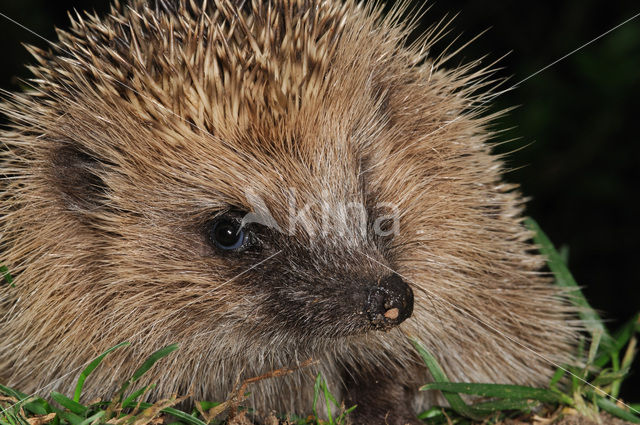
[366,273,414,330]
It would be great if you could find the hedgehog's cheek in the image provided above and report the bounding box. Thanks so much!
[364,274,414,331]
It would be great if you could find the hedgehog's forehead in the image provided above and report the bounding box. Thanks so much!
[87,0,392,133]
[47,0,410,224]
[48,0,402,169]
[196,123,366,210]
[183,128,372,242]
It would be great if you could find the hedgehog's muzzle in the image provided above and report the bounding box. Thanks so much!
[365,274,414,330]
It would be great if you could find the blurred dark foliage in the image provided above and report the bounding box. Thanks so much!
[0,0,638,399]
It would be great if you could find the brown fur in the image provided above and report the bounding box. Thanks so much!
[1,1,580,423]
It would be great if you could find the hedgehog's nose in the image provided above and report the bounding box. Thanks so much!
[366,273,414,330]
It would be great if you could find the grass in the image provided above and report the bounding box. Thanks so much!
[0,265,13,287]
[0,345,350,425]
[0,218,638,424]
[412,219,640,424]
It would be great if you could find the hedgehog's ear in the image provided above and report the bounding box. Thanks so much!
[49,142,109,212]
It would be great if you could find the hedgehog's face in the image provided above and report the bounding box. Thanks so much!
[203,206,414,338]
[46,113,415,341]
[24,0,483,344]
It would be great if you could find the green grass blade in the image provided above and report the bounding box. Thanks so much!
[0,265,13,286]
[525,218,613,348]
[134,404,207,425]
[198,401,220,411]
[118,344,179,398]
[549,367,566,389]
[0,385,27,400]
[336,404,357,425]
[0,386,53,417]
[77,411,105,425]
[586,329,602,366]
[131,344,179,382]
[612,330,638,399]
[417,407,445,420]
[312,373,321,420]
[22,399,50,416]
[156,408,207,425]
[420,382,572,405]
[472,399,540,412]
[73,341,130,402]
[590,368,630,388]
[320,375,334,425]
[595,313,639,368]
[0,411,23,425]
[57,411,84,425]
[411,338,486,420]
[122,384,155,408]
[596,398,640,423]
[50,392,87,416]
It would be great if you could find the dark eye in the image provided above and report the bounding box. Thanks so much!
[208,218,246,251]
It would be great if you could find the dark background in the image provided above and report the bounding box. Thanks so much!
[1,0,638,401]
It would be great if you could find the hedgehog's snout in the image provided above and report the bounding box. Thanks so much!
[365,274,413,330]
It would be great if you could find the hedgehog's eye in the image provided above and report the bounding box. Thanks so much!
[208,218,247,251]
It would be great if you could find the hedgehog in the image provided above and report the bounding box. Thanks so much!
[0,0,580,423]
